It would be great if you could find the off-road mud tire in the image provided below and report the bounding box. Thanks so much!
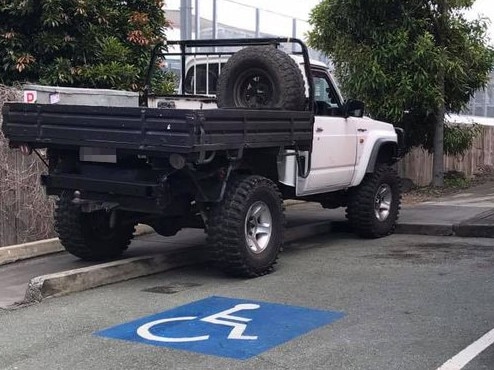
[207,175,285,278]
[216,46,306,110]
[346,165,401,238]
[54,193,135,261]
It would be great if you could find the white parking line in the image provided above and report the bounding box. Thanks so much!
[437,327,494,370]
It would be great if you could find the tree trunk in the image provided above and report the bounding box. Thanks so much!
[432,0,447,188]
[432,102,445,187]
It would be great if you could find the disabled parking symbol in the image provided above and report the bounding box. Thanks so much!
[95,296,344,359]
[137,303,261,342]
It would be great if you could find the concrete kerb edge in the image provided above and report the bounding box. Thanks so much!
[3,217,488,270]
[0,224,155,266]
[397,221,494,238]
[452,209,494,238]
[21,247,207,306]
[284,200,306,207]
[395,223,454,237]
[0,238,63,266]
[16,217,487,307]
[453,222,494,238]
[17,220,336,307]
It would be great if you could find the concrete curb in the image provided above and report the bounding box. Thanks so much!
[13,220,338,308]
[453,209,494,238]
[453,223,494,238]
[0,238,64,266]
[134,224,154,237]
[396,222,494,238]
[2,217,491,270]
[284,200,307,207]
[0,224,155,267]
[287,218,494,239]
[395,223,454,237]
[21,247,206,306]
[6,215,494,308]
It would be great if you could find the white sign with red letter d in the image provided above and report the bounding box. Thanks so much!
[23,91,37,103]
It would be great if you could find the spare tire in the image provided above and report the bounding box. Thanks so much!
[216,46,306,110]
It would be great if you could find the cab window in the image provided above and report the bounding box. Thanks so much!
[312,71,343,116]
[184,63,225,95]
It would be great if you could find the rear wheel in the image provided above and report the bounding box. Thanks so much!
[346,165,401,238]
[54,193,135,261]
[207,175,284,277]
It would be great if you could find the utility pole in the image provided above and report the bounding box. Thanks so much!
[195,0,200,39]
[255,8,260,38]
[212,0,217,39]
[180,0,193,40]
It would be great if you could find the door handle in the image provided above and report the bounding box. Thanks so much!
[316,127,323,133]
[357,128,367,132]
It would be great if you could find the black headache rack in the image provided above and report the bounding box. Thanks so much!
[142,37,315,110]
[2,103,313,154]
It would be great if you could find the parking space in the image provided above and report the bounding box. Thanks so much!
[1,232,494,369]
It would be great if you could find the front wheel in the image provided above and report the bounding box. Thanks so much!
[346,165,401,238]
[207,175,284,278]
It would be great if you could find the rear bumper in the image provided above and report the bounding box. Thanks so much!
[41,173,167,214]
[41,173,157,197]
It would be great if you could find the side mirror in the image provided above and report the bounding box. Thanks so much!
[344,99,365,118]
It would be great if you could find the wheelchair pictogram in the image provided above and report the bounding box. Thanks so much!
[136,303,260,343]
[96,296,344,359]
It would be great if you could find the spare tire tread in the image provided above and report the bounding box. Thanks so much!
[217,46,306,111]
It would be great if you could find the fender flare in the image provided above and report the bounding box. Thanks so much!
[365,139,399,173]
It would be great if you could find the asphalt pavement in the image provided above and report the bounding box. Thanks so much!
[1,233,493,370]
[1,181,493,309]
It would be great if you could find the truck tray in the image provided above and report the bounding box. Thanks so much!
[2,103,313,154]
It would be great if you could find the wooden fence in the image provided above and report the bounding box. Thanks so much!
[399,126,494,186]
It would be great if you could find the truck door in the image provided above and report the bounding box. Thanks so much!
[296,69,358,196]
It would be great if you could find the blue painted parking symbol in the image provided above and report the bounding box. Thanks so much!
[95,296,344,359]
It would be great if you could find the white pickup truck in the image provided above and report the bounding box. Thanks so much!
[2,38,405,278]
